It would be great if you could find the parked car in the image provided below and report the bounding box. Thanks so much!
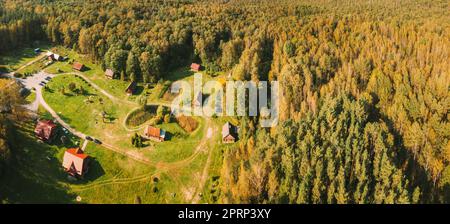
[45,77,52,81]
[93,139,102,144]
[85,136,93,141]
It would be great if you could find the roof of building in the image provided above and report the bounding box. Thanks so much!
[105,69,114,77]
[222,122,237,139]
[126,81,137,92]
[62,148,89,176]
[144,126,165,139]
[72,62,84,70]
[191,63,201,71]
[35,120,57,140]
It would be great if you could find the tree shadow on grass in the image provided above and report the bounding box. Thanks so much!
[134,85,144,95]
[74,158,105,184]
[164,131,174,141]
[0,122,76,203]
[167,67,194,81]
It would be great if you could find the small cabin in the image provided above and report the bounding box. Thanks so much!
[72,62,84,71]
[222,122,238,143]
[144,125,166,142]
[190,63,201,72]
[125,81,137,95]
[62,148,90,178]
[34,120,57,142]
[105,69,114,79]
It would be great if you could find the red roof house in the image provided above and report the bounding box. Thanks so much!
[222,122,238,143]
[62,148,90,177]
[144,126,166,142]
[34,120,57,142]
[72,62,84,71]
[190,63,201,72]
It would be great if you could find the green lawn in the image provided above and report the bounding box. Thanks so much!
[142,117,205,163]
[43,74,207,164]
[0,42,51,72]
[42,74,130,136]
[0,119,214,204]
[25,91,36,104]
[0,120,184,204]
[44,47,132,100]
[1,45,226,204]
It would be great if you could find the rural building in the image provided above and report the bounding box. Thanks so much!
[46,51,64,61]
[53,54,62,61]
[105,69,114,79]
[34,119,57,142]
[62,148,90,178]
[144,125,166,142]
[190,63,201,72]
[222,122,238,143]
[125,81,137,95]
[72,62,84,71]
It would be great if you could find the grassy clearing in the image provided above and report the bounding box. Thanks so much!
[0,42,51,72]
[1,45,225,204]
[0,120,79,203]
[44,47,131,99]
[43,74,206,163]
[0,119,183,204]
[42,74,133,143]
[141,116,205,163]
[0,118,212,204]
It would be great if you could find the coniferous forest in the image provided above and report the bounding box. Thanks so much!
[0,0,449,203]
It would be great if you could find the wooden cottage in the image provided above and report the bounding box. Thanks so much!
[72,62,84,71]
[144,125,166,142]
[105,69,114,79]
[34,120,57,142]
[190,63,201,72]
[62,148,90,178]
[125,81,137,95]
[222,122,238,143]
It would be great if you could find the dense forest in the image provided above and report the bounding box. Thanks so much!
[0,0,449,203]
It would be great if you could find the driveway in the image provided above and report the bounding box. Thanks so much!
[15,71,55,111]
[18,71,55,91]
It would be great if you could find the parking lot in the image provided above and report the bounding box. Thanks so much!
[17,71,55,91]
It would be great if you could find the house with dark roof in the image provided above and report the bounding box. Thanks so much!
[125,81,137,95]
[34,120,57,142]
[190,63,201,72]
[144,125,166,142]
[105,69,114,79]
[72,62,84,71]
[62,148,90,177]
[222,122,238,143]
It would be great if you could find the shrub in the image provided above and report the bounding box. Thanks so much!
[163,114,171,123]
[176,115,199,132]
